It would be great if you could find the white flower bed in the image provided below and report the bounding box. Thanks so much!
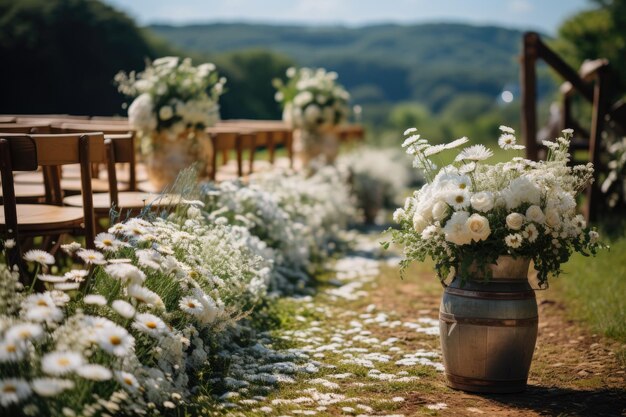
[202,166,356,293]
[0,166,358,416]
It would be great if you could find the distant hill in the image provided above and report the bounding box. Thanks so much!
[149,22,549,112]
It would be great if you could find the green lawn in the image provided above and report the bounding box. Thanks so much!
[553,236,626,363]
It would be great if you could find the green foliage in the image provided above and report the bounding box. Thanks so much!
[0,0,175,115]
[214,49,294,119]
[552,0,626,97]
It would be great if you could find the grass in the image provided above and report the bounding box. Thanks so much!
[553,235,626,363]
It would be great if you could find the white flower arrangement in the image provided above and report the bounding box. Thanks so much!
[387,126,604,286]
[115,56,226,141]
[274,67,350,132]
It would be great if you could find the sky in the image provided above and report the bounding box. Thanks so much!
[102,0,590,34]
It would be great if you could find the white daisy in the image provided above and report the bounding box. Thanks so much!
[60,242,81,255]
[23,250,54,266]
[445,189,471,211]
[76,364,112,381]
[3,239,15,249]
[76,249,106,265]
[115,371,140,392]
[37,274,66,283]
[403,127,417,136]
[5,323,43,342]
[107,258,132,264]
[179,296,204,315]
[0,378,31,407]
[31,378,74,397]
[135,249,161,270]
[21,293,56,309]
[127,285,164,309]
[24,306,64,323]
[0,339,26,362]
[523,224,539,243]
[443,136,469,150]
[84,294,107,306]
[423,144,447,157]
[455,144,493,161]
[41,351,84,376]
[498,133,517,150]
[505,233,523,249]
[132,313,169,337]
[108,223,126,234]
[105,264,145,286]
[95,325,134,357]
[499,125,515,134]
[94,233,122,252]
[111,299,136,319]
[49,290,69,306]
[54,282,80,291]
[64,269,89,283]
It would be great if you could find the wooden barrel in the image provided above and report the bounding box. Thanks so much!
[439,257,538,393]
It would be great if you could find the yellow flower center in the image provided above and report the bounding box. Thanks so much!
[455,196,464,204]
[37,300,48,306]
[6,344,16,353]
[57,358,70,366]
[187,302,196,308]
[459,183,466,189]
[146,321,157,329]
[123,377,134,386]
[110,336,122,346]
[3,384,16,393]
[103,239,113,246]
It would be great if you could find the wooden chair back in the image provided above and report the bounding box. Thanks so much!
[102,134,136,207]
[0,123,51,134]
[52,122,133,135]
[206,126,257,180]
[0,133,105,262]
[0,116,16,123]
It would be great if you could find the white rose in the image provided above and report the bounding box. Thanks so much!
[470,191,494,213]
[128,93,157,131]
[413,213,428,234]
[158,105,174,121]
[525,205,545,224]
[443,211,472,246]
[506,213,524,230]
[545,208,561,228]
[466,213,491,242]
[431,201,449,221]
[304,104,322,125]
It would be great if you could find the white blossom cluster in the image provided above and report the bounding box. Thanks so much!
[339,147,417,222]
[115,56,225,140]
[274,67,350,132]
[202,166,356,293]
[390,127,603,285]
[0,203,277,416]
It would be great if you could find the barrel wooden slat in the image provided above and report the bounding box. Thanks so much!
[439,257,538,393]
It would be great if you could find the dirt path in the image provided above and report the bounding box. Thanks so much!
[223,234,626,417]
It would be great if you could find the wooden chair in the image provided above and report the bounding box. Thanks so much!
[63,134,176,221]
[206,126,257,181]
[0,117,16,123]
[217,119,294,170]
[0,133,104,279]
[52,122,140,192]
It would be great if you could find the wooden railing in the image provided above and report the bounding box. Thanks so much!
[520,32,626,220]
